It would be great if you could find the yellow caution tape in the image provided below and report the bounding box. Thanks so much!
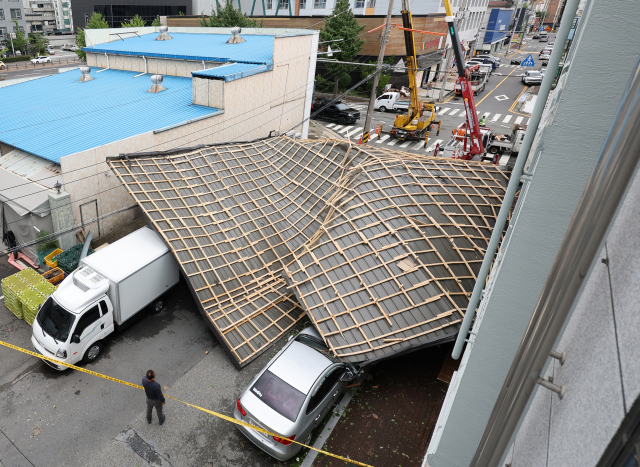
[0,339,373,467]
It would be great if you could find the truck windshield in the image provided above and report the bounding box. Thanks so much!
[37,297,76,341]
[251,370,305,422]
[335,103,349,110]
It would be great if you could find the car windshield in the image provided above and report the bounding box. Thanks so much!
[529,72,542,77]
[37,297,75,341]
[251,370,306,422]
[335,103,350,110]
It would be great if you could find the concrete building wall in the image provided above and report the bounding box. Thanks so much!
[424,0,640,465]
[509,135,640,467]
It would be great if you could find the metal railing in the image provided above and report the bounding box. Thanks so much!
[1,56,81,70]
[470,55,640,467]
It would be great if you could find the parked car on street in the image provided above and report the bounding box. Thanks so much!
[46,45,55,54]
[62,44,79,51]
[522,70,543,85]
[234,327,361,461]
[539,52,550,60]
[31,56,52,64]
[311,97,360,124]
[532,34,541,39]
[475,54,502,64]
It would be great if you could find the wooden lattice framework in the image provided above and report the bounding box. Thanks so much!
[108,137,508,367]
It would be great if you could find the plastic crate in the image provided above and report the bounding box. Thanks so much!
[42,267,65,285]
[44,248,63,268]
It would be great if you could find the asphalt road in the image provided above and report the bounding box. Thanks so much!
[1,53,81,80]
[316,33,556,159]
[0,261,310,467]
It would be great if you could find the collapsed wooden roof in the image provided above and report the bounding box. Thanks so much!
[108,137,508,368]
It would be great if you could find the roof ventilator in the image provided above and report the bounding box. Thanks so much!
[226,26,245,44]
[147,75,166,93]
[78,66,94,82]
[155,25,172,41]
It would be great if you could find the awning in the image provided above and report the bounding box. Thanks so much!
[0,166,54,217]
[108,138,508,368]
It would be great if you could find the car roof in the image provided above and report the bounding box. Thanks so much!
[269,341,332,395]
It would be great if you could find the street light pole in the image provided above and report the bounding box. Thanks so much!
[361,0,394,145]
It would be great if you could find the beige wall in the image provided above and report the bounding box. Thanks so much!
[86,53,223,78]
[62,33,313,238]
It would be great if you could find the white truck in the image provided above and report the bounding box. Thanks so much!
[374,91,411,112]
[485,125,527,156]
[31,227,180,370]
[454,64,491,96]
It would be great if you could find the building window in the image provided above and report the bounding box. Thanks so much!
[62,2,68,6]
[266,0,272,8]
[14,25,24,32]
[0,27,6,37]
[355,0,364,7]
[63,10,68,15]
[300,0,306,7]
[0,9,4,20]
[278,0,288,8]
[64,17,69,24]
[366,0,375,6]
[10,8,21,19]
[313,0,326,8]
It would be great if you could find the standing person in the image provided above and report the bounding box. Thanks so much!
[143,370,166,425]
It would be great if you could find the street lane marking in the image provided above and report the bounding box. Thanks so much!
[439,108,451,115]
[346,127,362,137]
[400,141,411,148]
[338,126,353,134]
[333,125,343,131]
[491,114,502,122]
[387,139,398,146]
[326,123,335,128]
[448,109,460,116]
[413,141,425,149]
[514,116,524,124]
[376,135,390,144]
[476,66,519,106]
[503,115,513,123]
[369,133,378,141]
[499,155,510,165]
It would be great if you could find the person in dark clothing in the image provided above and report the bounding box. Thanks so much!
[142,370,166,425]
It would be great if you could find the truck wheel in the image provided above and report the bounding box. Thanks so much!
[83,341,104,363]
[152,299,164,313]
[338,117,347,125]
[490,146,499,154]
[379,106,387,112]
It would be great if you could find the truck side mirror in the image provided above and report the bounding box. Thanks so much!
[71,335,80,344]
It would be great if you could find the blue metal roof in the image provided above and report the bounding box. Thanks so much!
[191,63,271,81]
[84,33,274,65]
[0,69,220,164]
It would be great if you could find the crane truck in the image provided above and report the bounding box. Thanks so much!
[390,0,439,142]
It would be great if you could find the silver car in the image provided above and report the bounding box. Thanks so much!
[234,327,359,461]
[522,71,543,85]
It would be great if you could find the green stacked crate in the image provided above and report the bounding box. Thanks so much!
[34,280,56,296]
[18,268,43,285]
[19,288,48,326]
[1,275,27,319]
[57,244,95,274]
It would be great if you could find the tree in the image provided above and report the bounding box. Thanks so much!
[151,16,161,26]
[199,0,261,28]
[28,32,49,56]
[75,12,108,62]
[3,20,29,56]
[121,14,146,28]
[536,10,549,20]
[319,0,365,96]
[359,55,394,96]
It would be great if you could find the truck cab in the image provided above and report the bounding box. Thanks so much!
[31,227,179,370]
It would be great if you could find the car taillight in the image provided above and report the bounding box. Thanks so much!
[273,434,296,446]
[236,398,247,416]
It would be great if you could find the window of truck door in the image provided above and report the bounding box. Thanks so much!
[73,304,101,340]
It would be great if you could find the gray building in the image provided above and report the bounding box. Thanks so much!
[423,0,640,465]
[0,1,28,52]
[71,0,189,30]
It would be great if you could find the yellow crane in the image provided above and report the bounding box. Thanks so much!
[390,0,439,142]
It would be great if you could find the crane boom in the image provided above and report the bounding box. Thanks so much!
[442,0,485,157]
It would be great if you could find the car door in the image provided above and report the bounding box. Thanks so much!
[325,105,339,122]
[305,365,347,429]
[68,303,103,362]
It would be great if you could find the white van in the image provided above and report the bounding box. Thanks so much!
[46,45,55,54]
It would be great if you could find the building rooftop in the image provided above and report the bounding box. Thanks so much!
[84,32,275,65]
[191,63,272,81]
[0,69,221,164]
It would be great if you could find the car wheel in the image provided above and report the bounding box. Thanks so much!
[379,106,387,112]
[338,117,347,125]
[83,341,104,363]
[151,299,164,313]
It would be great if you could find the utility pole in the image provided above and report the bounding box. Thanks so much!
[361,0,394,145]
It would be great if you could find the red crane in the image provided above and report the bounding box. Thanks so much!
[442,0,485,159]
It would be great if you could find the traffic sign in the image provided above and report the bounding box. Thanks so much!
[521,55,535,67]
